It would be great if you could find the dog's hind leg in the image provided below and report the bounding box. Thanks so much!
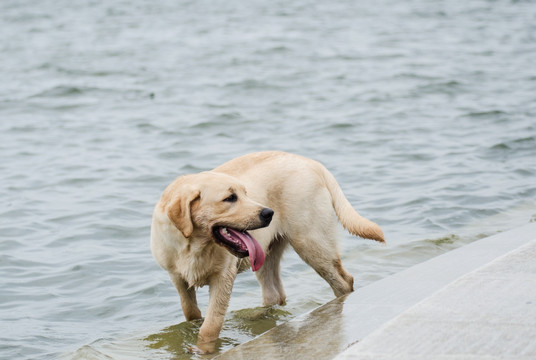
[290,229,354,298]
[255,235,288,306]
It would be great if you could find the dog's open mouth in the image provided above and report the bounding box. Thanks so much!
[212,226,265,271]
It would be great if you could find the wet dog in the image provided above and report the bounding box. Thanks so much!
[150,151,384,353]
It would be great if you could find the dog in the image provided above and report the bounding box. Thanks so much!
[150,151,384,353]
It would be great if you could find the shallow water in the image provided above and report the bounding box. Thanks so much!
[1,0,536,359]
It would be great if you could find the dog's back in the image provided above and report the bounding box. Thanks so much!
[213,151,384,243]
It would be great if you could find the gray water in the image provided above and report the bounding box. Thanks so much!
[1,0,536,358]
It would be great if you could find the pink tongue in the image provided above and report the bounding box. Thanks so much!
[226,228,265,271]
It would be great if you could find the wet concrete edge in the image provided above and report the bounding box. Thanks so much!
[215,222,536,360]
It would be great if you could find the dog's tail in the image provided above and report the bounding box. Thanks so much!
[320,164,385,243]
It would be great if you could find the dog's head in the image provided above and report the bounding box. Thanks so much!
[161,171,273,271]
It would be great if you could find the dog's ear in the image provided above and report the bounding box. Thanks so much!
[166,186,201,238]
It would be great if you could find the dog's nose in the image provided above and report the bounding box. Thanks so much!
[260,208,274,224]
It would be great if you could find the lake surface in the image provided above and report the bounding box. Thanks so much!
[1,0,535,359]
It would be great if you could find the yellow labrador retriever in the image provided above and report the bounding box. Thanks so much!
[151,151,384,353]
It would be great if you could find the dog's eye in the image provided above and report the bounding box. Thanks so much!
[223,194,238,202]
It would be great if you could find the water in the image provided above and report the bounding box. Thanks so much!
[1,0,535,358]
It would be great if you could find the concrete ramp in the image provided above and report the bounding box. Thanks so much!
[216,223,536,359]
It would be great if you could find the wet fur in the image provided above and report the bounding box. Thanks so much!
[150,151,384,353]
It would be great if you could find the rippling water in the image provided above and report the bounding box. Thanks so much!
[1,0,536,359]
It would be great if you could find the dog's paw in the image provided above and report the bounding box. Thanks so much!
[188,341,216,355]
[188,345,206,355]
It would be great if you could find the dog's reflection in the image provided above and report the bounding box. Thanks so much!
[144,306,292,359]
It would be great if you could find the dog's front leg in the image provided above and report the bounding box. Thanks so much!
[195,267,237,354]
[169,273,202,321]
